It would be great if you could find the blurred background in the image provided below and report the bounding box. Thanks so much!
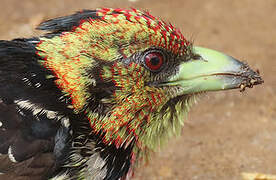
[0,0,275,179]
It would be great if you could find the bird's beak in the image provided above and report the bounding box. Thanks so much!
[164,46,263,94]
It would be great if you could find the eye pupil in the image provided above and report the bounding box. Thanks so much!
[144,52,164,71]
[150,57,160,66]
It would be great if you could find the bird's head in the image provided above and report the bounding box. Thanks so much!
[36,8,263,161]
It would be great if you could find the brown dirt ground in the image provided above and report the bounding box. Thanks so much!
[0,0,275,179]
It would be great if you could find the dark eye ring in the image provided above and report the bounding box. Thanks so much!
[144,51,164,72]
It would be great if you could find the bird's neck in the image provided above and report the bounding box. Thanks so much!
[58,117,135,180]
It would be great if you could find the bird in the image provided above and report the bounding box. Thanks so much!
[0,8,263,180]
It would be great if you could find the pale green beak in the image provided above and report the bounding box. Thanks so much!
[165,46,263,94]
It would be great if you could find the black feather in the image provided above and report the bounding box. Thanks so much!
[37,10,99,33]
[0,40,69,179]
[0,101,58,179]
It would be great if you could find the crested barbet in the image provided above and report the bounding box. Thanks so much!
[0,8,263,180]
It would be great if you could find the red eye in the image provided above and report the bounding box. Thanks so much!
[144,52,164,71]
